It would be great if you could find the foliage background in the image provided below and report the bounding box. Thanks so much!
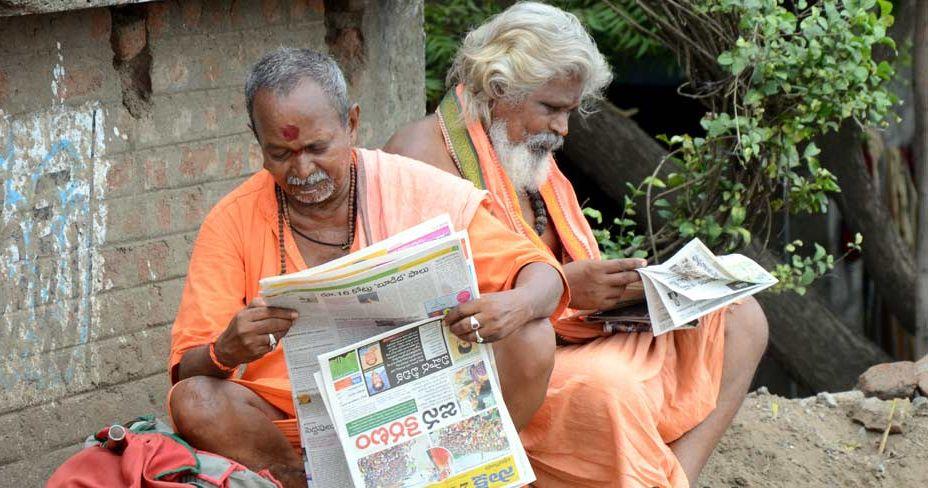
[424,0,898,296]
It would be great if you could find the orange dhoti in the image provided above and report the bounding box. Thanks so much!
[434,85,727,487]
[521,312,725,487]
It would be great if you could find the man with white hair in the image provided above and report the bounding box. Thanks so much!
[169,47,567,487]
[385,3,769,487]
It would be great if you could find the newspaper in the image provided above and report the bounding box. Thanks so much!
[258,216,512,487]
[636,238,777,335]
[315,316,534,488]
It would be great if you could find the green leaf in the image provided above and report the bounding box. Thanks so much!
[718,51,734,66]
[730,206,746,226]
[803,142,821,159]
[813,243,826,260]
[643,176,667,189]
[799,268,815,285]
[679,221,697,237]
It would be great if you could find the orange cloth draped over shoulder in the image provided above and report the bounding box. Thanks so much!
[436,85,727,487]
[167,148,568,451]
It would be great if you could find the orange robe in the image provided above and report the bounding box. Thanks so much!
[435,85,726,487]
[168,148,567,448]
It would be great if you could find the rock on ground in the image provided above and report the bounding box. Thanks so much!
[700,392,928,487]
[857,361,917,400]
[916,356,928,397]
[849,397,909,433]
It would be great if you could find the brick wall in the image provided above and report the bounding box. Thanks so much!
[0,0,424,483]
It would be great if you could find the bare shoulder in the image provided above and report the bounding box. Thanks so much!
[383,114,459,176]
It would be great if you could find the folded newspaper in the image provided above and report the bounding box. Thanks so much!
[258,215,535,488]
[634,238,778,335]
[315,316,532,488]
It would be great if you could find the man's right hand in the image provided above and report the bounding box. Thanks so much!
[213,297,299,367]
[562,258,647,311]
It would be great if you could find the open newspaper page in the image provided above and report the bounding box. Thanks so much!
[316,316,535,488]
[637,238,777,335]
[257,217,481,487]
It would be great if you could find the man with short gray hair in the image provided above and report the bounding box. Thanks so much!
[168,47,568,487]
[385,3,769,486]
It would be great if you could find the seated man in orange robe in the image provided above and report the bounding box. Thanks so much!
[384,3,768,487]
[168,47,567,488]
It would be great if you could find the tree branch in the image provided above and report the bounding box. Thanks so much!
[818,121,916,331]
[564,103,891,389]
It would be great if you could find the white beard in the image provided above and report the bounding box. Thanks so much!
[488,120,558,193]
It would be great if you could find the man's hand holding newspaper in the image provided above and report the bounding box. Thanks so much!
[257,215,535,488]
[583,238,777,336]
[637,238,777,335]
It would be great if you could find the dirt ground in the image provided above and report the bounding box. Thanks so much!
[699,391,928,487]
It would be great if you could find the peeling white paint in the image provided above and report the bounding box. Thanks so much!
[51,42,65,102]
[0,103,108,408]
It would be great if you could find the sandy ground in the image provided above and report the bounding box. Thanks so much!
[699,391,928,487]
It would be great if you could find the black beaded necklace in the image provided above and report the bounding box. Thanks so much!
[527,190,548,236]
[275,161,357,275]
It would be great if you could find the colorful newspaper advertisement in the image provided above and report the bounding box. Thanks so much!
[257,216,482,487]
[637,238,778,335]
[316,316,535,488]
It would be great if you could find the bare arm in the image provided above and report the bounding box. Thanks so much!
[176,298,297,381]
[514,261,565,318]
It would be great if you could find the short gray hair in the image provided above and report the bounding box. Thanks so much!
[245,47,350,131]
[447,2,613,126]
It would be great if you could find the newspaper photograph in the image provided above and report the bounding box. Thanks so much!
[316,316,535,488]
[637,238,777,335]
[257,216,483,487]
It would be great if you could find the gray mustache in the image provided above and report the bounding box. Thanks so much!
[287,172,328,187]
[526,133,563,153]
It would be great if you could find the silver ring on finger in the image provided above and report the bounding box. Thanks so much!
[469,316,481,331]
[474,329,484,344]
[267,333,277,349]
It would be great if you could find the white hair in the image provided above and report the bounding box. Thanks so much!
[488,120,556,192]
[447,1,613,126]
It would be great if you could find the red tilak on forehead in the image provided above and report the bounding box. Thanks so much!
[281,125,299,141]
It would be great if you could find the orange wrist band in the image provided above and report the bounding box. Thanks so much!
[208,341,236,373]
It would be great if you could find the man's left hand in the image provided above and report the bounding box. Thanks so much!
[443,289,533,343]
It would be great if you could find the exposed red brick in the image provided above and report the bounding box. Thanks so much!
[140,240,169,280]
[112,17,147,61]
[169,60,189,87]
[107,157,133,193]
[262,0,282,23]
[143,157,168,190]
[62,67,105,100]
[183,189,206,226]
[202,56,221,83]
[89,9,111,41]
[115,206,143,239]
[291,0,308,19]
[181,0,203,28]
[145,2,169,40]
[204,107,218,131]
[224,141,245,176]
[156,198,172,232]
[179,143,217,178]
[308,0,324,13]
[329,27,364,82]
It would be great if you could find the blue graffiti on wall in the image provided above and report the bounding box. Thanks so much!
[0,108,100,394]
